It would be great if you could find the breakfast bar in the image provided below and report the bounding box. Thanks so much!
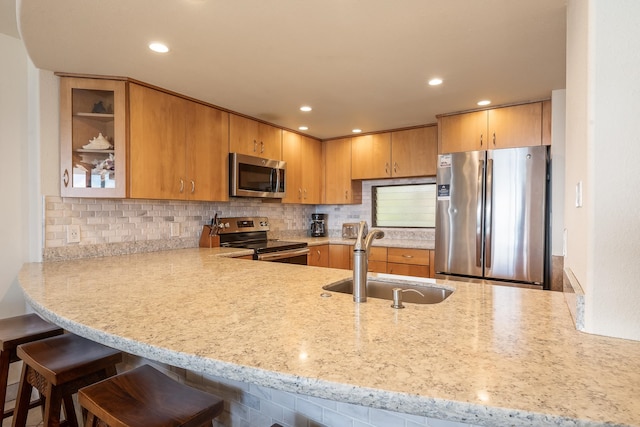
[17,248,640,427]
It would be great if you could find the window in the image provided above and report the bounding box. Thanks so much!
[373,184,436,228]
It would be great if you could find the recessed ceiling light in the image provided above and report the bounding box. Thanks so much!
[298,126,309,131]
[352,129,362,134]
[149,42,169,53]
[477,100,491,106]
[300,106,312,112]
[428,78,443,86]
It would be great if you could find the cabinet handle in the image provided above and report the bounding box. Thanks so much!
[191,180,195,193]
[493,132,496,146]
[179,178,184,193]
[298,188,302,199]
[260,141,264,153]
[345,190,349,200]
[385,162,389,175]
[63,169,69,187]
[480,133,483,147]
[303,189,307,200]
[402,254,414,258]
[393,162,398,174]
[253,140,257,152]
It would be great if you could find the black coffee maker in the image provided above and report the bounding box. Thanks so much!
[310,213,327,237]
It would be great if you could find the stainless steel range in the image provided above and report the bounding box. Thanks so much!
[217,217,309,264]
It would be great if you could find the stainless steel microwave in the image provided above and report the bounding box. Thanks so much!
[229,153,286,198]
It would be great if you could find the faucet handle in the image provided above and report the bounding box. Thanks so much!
[353,221,369,251]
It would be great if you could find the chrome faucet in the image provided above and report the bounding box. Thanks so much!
[352,221,385,302]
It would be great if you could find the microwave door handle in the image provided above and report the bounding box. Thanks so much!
[275,168,281,192]
[269,168,275,192]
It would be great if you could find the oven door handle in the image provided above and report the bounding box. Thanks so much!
[257,248,310,262]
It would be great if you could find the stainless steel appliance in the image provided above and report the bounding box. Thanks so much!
[218,217,309,264]
[310,213,327,237]
[435,146,549,288]
[229,153,286,198]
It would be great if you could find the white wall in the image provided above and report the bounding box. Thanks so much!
[0,33,29,317]
[565,0,640,340]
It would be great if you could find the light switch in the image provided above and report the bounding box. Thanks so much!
[575,181,583,208]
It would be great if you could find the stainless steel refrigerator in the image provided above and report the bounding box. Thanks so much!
[435,146,548,288]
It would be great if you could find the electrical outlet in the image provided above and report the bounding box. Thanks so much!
[170,223,180,237]
[66,225,80,243]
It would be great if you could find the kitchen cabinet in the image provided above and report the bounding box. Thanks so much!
[59,76,127,198]
[322,138,362,204]
[308,245,329,267]
[351,126,437,179]
[391,126,438,177]
[282,131,322,204]
[328,244,352,270]
[386,247,431,278]
[129,83,229,201]
[438,102,544,153]
[351,133,391,179]
[229,114,282,160]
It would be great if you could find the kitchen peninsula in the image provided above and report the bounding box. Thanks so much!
[18,248,640,427]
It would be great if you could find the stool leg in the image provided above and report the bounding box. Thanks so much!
[84,412,98,427]
[11,364,33,427]
[42,385,63,427]
[0,349,10,419]
[62,393,79,427]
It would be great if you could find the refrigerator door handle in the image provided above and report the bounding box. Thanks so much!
[476,160,484,268]
[485,158,493,269]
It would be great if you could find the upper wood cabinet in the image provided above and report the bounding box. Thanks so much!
[351,133,391,179]
[282,131,322,204]
[59,77,128,198]
[229,114,282,160]
[128,83,229,201]
[351,126,437,179]
[323,138,362,204]
[391,126,438,177]
[438,102,546,153]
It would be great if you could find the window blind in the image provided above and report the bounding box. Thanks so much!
[373,184,436,228]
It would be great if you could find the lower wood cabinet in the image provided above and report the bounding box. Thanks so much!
[328,244,352,270]
[387,247,431,278]
[308,245,329,267]
[324,244,434,278]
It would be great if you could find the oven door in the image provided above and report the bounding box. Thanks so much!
[256,248,310,265]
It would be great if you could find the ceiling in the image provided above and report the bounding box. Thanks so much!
[11,0,566,140]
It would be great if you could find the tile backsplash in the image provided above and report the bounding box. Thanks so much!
[43,178,435,261]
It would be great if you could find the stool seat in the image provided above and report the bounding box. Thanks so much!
[12,333,122,427]
[79,364,224,427]
[0,313,64,420]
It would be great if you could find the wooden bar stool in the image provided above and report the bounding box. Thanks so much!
[12,333,122,427]
[79,364,224,427]
[0,313,64,420]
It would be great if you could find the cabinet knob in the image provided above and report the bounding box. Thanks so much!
[63,169,69,187]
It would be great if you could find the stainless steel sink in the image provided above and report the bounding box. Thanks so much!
[322,278,453,304]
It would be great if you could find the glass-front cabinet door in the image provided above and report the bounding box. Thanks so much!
[59,76,127,197]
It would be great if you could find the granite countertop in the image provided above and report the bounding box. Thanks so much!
[18,248,640,427]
